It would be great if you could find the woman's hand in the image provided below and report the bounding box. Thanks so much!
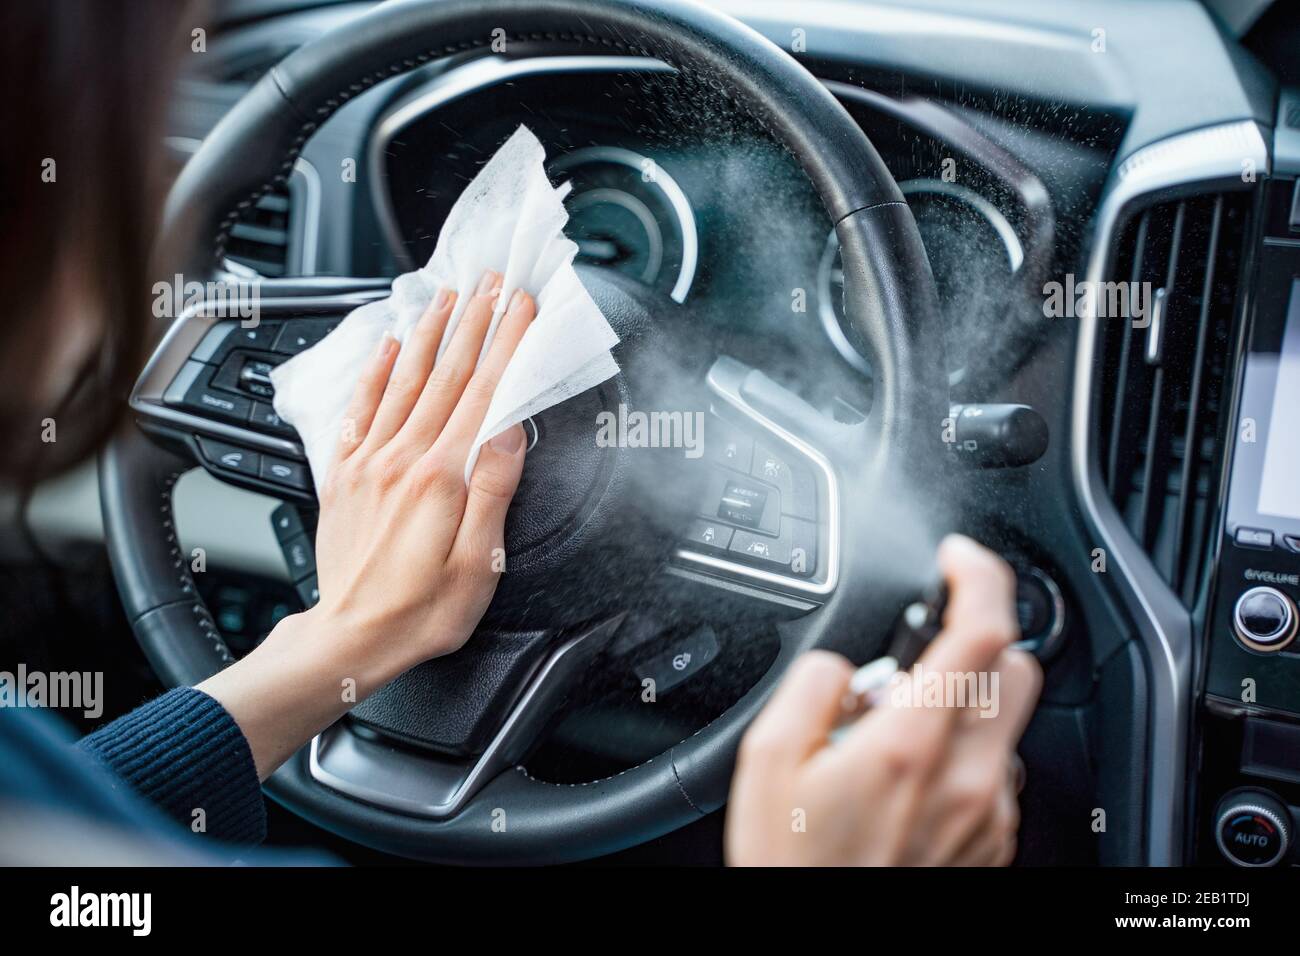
[199,270,535,779]
[724,535,1042,866]
[310,268,533,669]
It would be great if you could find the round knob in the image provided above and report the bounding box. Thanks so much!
[1215,790,1291,867]
[1232,586,1297,653]
[1013,567,1066,660]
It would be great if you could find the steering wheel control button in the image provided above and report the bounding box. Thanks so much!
[271,503,305,545]
[189,321,237,363]
[752,440,794,498]
[717,480,768,529]
[281,535,316,581]
[274,319,340,355]
[1232,586,1298,653]
[295,574,320,609]
[1215,790,1292,867]
[222,321,282,358]
[729,529,792,567]
[1234,527,1275,550]
[260,455,312,492]
[684,519,733,552]
[197,438,260,477]
[165,361,253,424]
[785,462,817,521]
[251,401,296,438]
[704,420,753,473]
[700,469,779,534]
[633,626,719,695]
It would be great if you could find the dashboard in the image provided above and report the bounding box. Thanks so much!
[26,0,1300,866]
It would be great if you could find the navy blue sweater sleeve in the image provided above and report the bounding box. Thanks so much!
[77,686,266,844]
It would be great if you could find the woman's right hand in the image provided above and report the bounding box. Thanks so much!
[724,534,1042,866]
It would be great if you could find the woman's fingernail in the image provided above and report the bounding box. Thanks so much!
[433,286,452,308]
[476,270,500,295]
[376,331,397,358]
[489,425,525,454]
[508,288,529,313]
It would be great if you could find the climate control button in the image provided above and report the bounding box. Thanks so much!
[1232,586,1297,652]
[1215,790,1292,867]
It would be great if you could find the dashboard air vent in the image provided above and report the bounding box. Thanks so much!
[225,186,292,277]
[1095,192,1251,605]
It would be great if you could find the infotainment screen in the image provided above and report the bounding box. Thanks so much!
[1258,279,1300,521]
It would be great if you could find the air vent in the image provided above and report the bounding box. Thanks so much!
[225,187,292,277]
[1095,192,1251,605]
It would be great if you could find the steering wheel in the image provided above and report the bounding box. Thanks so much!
[100,0,948,864]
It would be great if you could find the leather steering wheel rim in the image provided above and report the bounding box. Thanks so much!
[101,0,948,864]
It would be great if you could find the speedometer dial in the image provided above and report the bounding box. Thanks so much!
[549,147,698,303]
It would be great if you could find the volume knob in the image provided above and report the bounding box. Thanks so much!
[1232,586,1297,653]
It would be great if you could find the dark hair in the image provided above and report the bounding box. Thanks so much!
[0,1,195,484]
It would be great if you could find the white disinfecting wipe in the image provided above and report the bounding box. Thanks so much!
[270,125,620,488]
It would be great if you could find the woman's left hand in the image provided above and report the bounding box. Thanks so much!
[199,270,535,779]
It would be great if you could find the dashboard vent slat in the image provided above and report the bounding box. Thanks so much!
[225,186,293,277]
[1095,191,1250,606]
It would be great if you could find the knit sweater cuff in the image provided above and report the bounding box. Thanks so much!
[77,686,266,845]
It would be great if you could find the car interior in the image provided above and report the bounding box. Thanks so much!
[5,0,1300,867]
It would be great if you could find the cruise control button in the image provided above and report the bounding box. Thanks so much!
[752,440,795,502]
[729,529,792,567]
[197,439,260,477]
[684,519,733,552]
[260,455,312,491]
[251,402,296,438]
[717,480,768,529]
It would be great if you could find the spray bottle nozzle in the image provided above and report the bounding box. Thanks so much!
[887,581,949,672]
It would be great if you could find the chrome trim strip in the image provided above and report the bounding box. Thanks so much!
[673,358,840,599]
[1070,119,1269,865]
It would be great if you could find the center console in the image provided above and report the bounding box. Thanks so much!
[1199,176,1300,866]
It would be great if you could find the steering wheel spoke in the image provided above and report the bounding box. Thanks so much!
[130,275,389,502]
[306,616,624,819]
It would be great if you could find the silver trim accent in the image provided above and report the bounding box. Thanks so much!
[1214,800,1291,867]
[1145,286,1168,365]
[673,357,840,599]
[1232,586,1298,653]
[367,55,684,273]
[165,136,321,276]
[1070,119,1269,866]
